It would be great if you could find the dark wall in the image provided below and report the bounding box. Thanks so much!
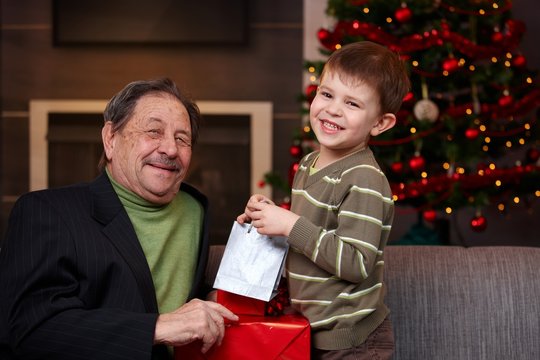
[1,0,304,235]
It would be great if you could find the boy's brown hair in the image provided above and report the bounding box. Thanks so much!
[321,41,410,114]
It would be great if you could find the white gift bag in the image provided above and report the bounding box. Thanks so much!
[213,221,288,301]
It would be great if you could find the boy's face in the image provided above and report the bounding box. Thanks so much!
[310,71,392,159]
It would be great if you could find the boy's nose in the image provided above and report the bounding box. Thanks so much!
[325,101,343,116]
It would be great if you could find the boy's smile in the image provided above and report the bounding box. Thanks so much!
[320,119,344,133]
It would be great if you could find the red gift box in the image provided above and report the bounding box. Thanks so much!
[174,314,310,360]
[217,290,266,316]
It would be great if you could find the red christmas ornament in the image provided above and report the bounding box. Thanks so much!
[440,21,451,38]
[423,209,437,222]
[265,277,290,316]
[317,28,332,43]
[470,215,487,232]
[289,144,302,158]
[257,180,266,188]
[526,148,540,163]
[498,94,513,107]
[317,28,338,50]
[402,91,415,105]
[512,54,527,68]
[390,161,404,174]
[409,155,426,171]
[279,200,291,210]
[395,6,412,23]
[442,57,459,73]
[465,128,480,140]
[305,84,318,103]
[288,162,299,186]
[491,31,504,43]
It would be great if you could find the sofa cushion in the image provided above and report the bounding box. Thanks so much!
[385,245,540,360]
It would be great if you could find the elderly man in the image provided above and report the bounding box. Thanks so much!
[0,78,237,359]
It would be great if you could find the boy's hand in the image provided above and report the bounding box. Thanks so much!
[236,194,275,224]
[236,213,251,225]
[241,196,299,237]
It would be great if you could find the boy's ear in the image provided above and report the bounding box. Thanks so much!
[370,113,396,137]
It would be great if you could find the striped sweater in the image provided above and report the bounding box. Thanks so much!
[286,147,394,350]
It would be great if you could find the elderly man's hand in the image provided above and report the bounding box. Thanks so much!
[154,298,238,353]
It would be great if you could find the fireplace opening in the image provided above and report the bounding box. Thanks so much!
[184,114,251,244]
[48,113,103,188]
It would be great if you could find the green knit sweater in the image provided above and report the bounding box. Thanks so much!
[108,173,202,314]
[287,147,394,350]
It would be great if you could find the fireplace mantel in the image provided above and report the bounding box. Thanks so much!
[29,100,273,199]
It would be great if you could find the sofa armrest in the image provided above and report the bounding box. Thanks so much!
[206,245,225,287]
[385,245,540,360]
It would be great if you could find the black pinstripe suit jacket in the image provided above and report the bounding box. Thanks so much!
[0,172,210,360]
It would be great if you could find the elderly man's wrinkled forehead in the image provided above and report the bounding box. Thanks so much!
[116,91,184,127]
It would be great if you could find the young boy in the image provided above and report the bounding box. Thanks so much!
[237,41,410,359]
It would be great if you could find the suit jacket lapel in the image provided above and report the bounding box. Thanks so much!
[89,173,159,313]
[180,182,210,301]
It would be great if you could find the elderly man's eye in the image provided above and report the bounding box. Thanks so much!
[176,136,192,147]
[147,129,161,138]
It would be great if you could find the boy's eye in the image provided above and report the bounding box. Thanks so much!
[321,91,332,98]
[347,101,359,108]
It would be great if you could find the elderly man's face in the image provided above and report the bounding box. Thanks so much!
[102,92,193,204]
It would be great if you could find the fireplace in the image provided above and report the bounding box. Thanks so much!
[29,100,273,244]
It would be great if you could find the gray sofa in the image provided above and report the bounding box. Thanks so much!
[206,245,540,360]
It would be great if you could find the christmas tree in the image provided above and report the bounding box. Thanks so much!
[264,0,540,234]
